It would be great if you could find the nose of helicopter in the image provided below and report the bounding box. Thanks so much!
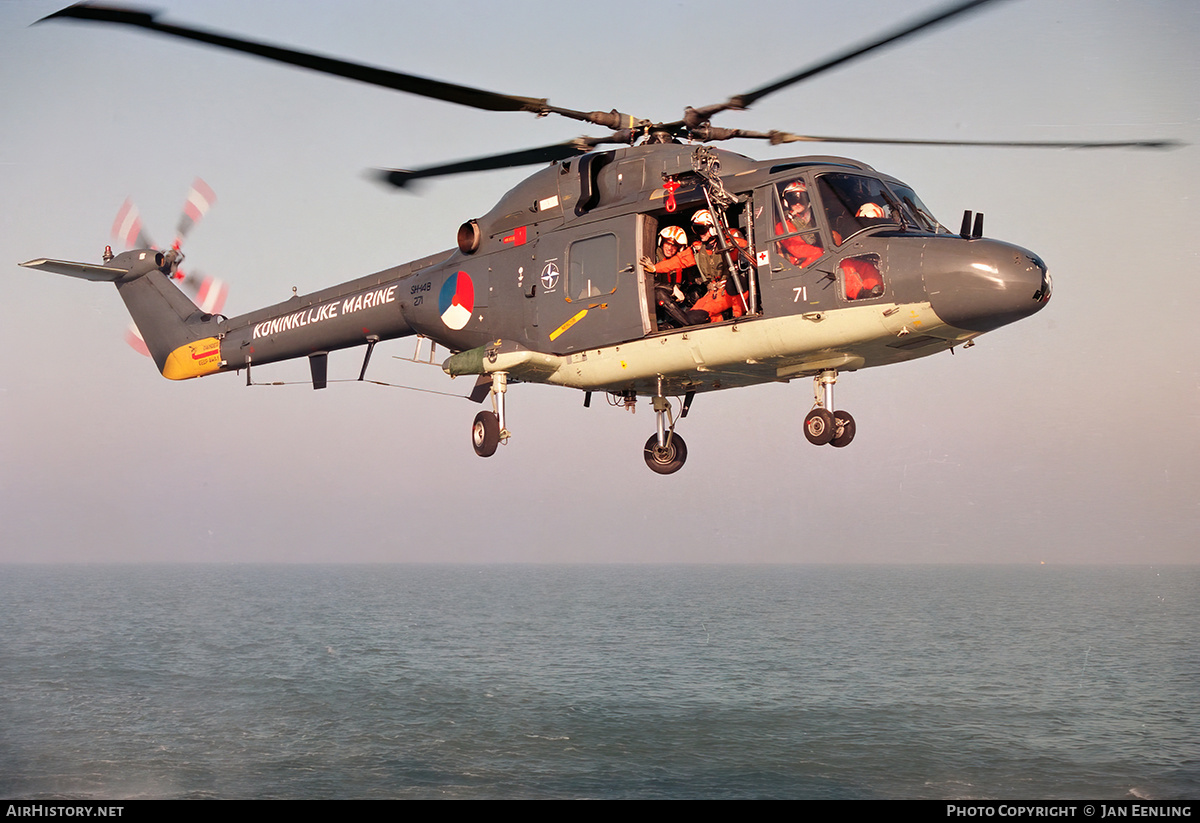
[922,238,1051,333]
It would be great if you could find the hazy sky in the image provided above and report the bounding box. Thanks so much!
[2,0,1196,564]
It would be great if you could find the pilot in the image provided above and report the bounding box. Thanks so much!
[774,180,824,268]
[856,202,889,219]
[642,209,750,322]
[847,176,893,222]
[822,174,896,244]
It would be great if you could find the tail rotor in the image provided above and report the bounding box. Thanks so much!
[112,178,228,355]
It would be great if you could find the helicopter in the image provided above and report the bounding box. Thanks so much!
[19,1,1174,474]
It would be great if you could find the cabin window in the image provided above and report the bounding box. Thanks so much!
[839,254,884,301]
[817,173,905,245]
[772,177,824,268]
[568,233,619,300]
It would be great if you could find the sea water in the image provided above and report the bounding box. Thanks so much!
[1,564,1196,799]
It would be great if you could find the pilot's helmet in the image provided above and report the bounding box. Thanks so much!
[856,202,886,219]
[782,180,809,208]
[691,210,715,230]
[659,225,687,247]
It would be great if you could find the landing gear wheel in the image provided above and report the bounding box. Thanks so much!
[471,411,500,458]
[804,408,835,445]
[643,433,688,475]
[830,410,856,448]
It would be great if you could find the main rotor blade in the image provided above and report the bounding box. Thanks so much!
[42,4,549,114]
[761,132,1182,150]
[697,0,1009,121]
[378,138,617,189]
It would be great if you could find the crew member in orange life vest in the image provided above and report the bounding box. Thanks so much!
[651,225,698,327]
[654,225,692,300]
[641,209,749,322]
[773,180,824,268]
[840,257,884,300]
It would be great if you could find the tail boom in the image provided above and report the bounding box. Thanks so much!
[22,250,442,382]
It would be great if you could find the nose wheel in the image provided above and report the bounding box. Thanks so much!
[806,370,856,448]
[830,410,856,448]
[804,408,835,445]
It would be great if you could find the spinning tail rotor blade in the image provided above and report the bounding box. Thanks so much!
[191,274,228,315]
[124,325,151,357]
[176,177,217,242]
[111,199,153,249]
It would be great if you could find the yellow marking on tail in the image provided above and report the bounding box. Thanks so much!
[162,337,222,380]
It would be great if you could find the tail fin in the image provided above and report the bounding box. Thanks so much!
[21,249,225,380]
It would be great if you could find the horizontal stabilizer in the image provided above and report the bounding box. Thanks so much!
[19,258,128,281]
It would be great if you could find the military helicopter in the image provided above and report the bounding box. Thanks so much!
[20,1,1173,474]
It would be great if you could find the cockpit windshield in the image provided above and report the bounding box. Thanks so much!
[887,183,944,233]
[814,172,945,244]
[816,173,908,244]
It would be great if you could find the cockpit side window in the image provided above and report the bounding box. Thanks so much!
[772,178,824,268]
[818,173,905,245]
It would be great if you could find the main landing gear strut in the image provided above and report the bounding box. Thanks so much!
[643,376,690,475]
[467,370,850,469]
[804,370,856,448]
[471,371,508,458]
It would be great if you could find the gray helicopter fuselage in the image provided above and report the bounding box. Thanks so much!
[199,143,1048,398]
